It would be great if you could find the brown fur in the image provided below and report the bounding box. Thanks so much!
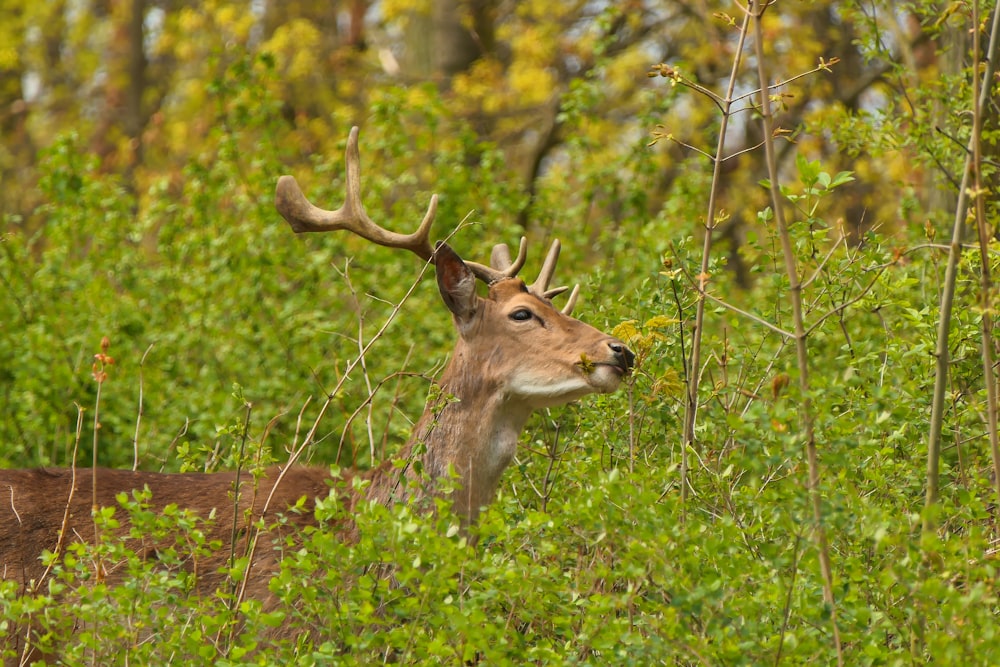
[0,466,349,596]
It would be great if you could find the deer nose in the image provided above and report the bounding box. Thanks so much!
[608,340,636,373]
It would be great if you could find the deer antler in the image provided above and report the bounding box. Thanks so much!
[477,239,579,315]
[457,238,526,285]
[275,126,437,261]
[275,126,580,314]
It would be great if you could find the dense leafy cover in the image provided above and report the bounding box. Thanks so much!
[3,3,1000,664]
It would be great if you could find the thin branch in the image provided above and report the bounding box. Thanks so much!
[339,263,378,462]
[720,140,768,162]
[704,290,797,340]
[752,2,844,661]
[337,370,435,459]
[132,343,155,471]
[924,0,1000,534]
[662,136,717,161]
[680,5,751,516]
[730,58,842,105]
[800,236,846,290]
[669,242,796,339]
[969,0,1000,531]
[803,263,893,338]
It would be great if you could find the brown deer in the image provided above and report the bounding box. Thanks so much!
[0,127,633,662]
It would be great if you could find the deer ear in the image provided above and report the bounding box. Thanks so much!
[434,242,478,322]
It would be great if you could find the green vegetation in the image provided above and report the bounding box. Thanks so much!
[3,1,1000,663]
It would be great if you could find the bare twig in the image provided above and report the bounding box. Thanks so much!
[668,243,796,339]
[338,370,436,460]
[803,263,894,338]
[132,343,155,471]
[339,263,379,462]
[6,484,20,526]
[22,406,85,667]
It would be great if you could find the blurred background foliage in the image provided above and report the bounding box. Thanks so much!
[2,0,986,467]
[2,0,1000,662]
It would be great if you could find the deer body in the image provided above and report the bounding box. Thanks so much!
[1,128,633,662]
[1,466,344,596]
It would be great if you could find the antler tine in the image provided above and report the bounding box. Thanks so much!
[529,239,579,313]
[491,243,512,270]
[528,239,565,295]
[275,126,436,262]
[464,237,528,284]
[560,284,580,315]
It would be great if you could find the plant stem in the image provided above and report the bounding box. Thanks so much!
[132,343,155,471]
[924,0,1000,533]
[681,6,750,514]
[969,0,1000,528]
[751,2,843,662]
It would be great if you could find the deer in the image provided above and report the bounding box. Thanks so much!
[0,127,633,663]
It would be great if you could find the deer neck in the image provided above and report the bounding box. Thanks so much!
[365,344,532,526]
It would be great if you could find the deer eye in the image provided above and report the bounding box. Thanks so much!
[509,308,533,322]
